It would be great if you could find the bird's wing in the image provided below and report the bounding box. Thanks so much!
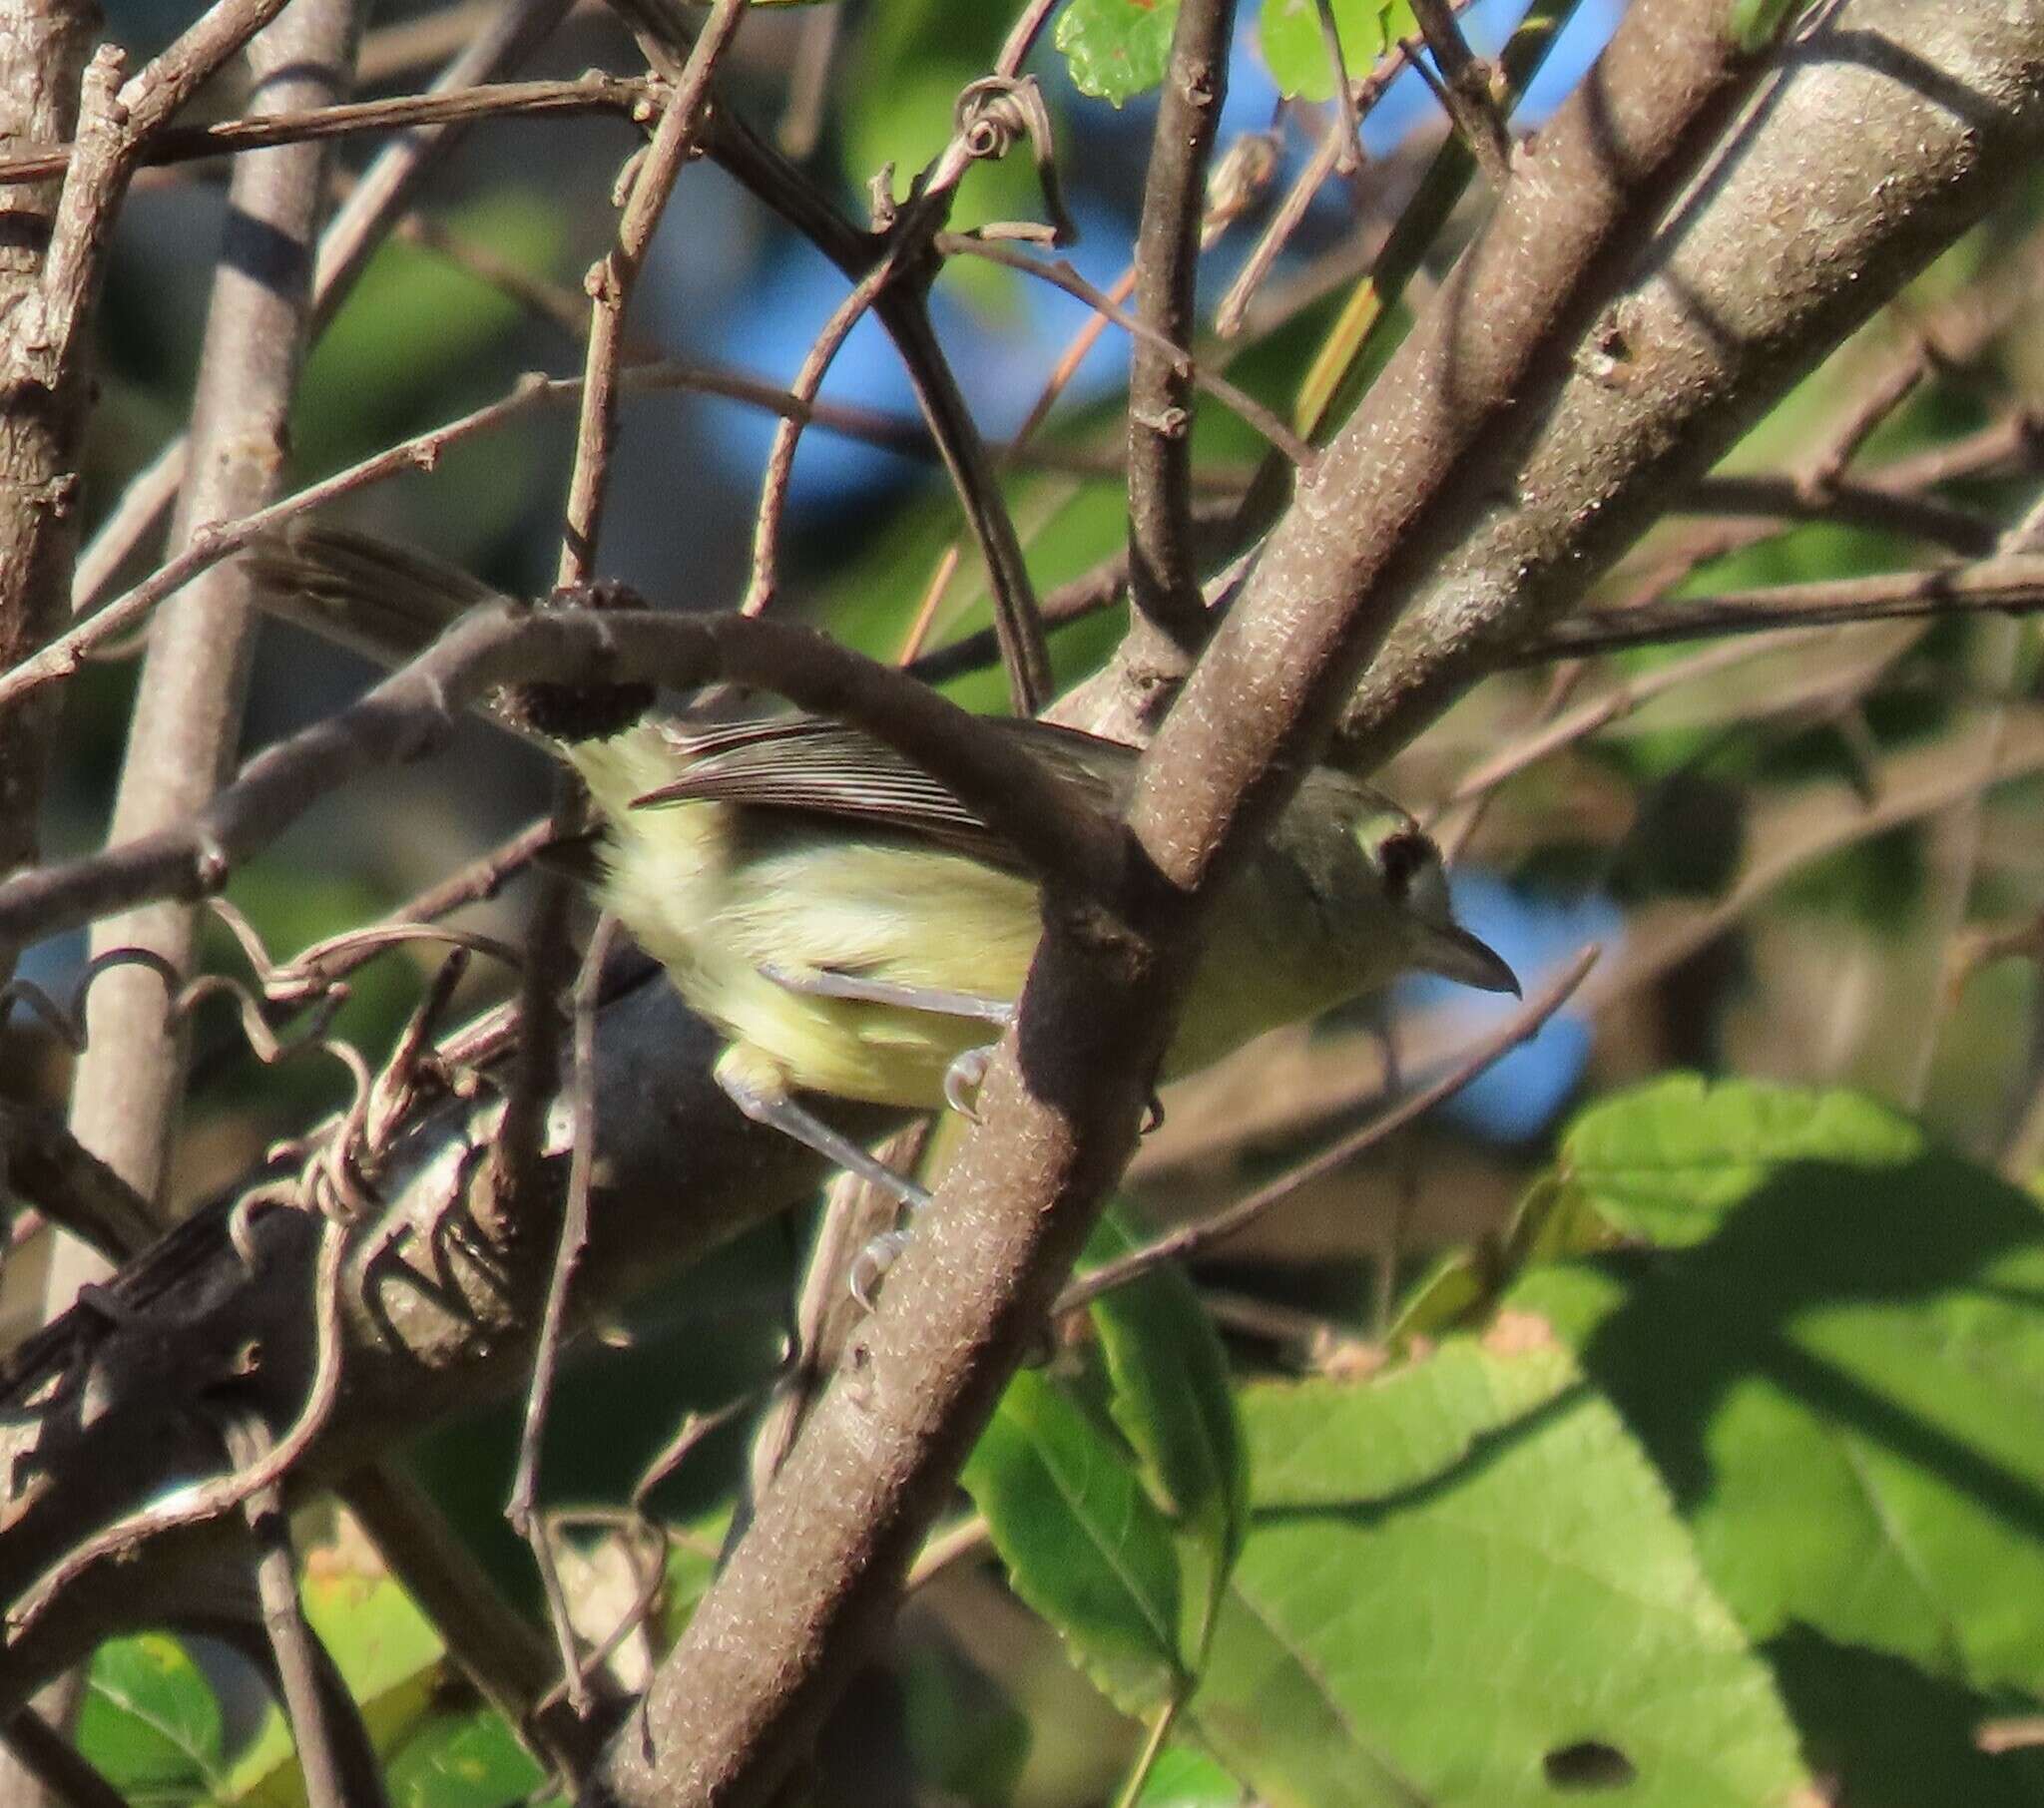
[635,715,1128,871]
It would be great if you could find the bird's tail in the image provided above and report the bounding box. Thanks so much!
[242,522,509,673]
[245,522,679,823]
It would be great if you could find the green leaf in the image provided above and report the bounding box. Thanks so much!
[1244,1328,1575,1507]
[1186,1339,1811,1807]
[383,1710,545,1808]
[1133,1743,1243,1806]
[1057,0,1181,106]
[1086,1209,1248,1657]
[228,1563,448,1806]
[963,1366,1185,1716]
[1513,1078,2044,1729]
[1390,1172,1619,1344]
[1259,0,1409,104]
[79,1634,224,1803]
[1553,1074,1925,1246]
[660,1515,727,1638]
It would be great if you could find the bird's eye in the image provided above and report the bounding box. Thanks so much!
[1375,827,1433,902]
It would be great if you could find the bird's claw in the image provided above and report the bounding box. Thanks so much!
[944,1045,994,1120]
[848,1228,912,1311]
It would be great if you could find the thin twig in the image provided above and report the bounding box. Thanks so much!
[343,1458,614,1780]
[61,342,1147,697]
[0,600,1131,955]
[1678,472,2001,557]
[558,0,751,588]
[74,0,588,614]
[1124,0,1239,650]
[487,835,579,1236]
[742,250,903,616]
[1902,501,2038,1103]
[1579,713,2044,1025]
[937,233,1314,466]
[1511,553,2044,663]
[896,119,1273,671]
[1054,948,1598,1317]
[225,1416,387,1808]
[1310,0,1363,174]
[636,1388,769,1513]
[1409,0,1510,185]
[1281,0,1575,448]
[0,1103,161,1261]
[506,918,616,1714]
[301,819,558,985]
[1446,634,1841,807]
[903,500,1243,686]
[703,103,1053,715]
[0,74,650,186]
[902,1515,991,1593]
[1214,17,1450,337]
[0,1713,130,1808]
[745,1125,930,1508]
[5,372,571,706]
[530,1509,673,1712]
[739,66,1064,707]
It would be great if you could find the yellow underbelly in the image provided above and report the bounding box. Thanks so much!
[574,725,1372,1110]
[594,782,1042,1107]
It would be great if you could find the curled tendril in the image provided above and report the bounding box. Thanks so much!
[951,75,1075,246]
[0,947,185,1053]
[4,1212,350,1648]
[0,917,388,1243]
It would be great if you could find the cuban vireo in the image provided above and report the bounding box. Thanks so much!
[248,528,1516,1203]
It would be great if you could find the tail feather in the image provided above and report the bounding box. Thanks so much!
[243,523,508,671]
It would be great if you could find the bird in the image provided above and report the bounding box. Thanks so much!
[247,526,1518,1227]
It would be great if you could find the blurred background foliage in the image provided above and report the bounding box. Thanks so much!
[10,0,2044,1802]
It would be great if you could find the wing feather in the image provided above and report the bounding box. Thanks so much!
[633,715,1130,870]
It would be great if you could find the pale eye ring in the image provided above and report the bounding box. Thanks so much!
[1376,827,1432,902]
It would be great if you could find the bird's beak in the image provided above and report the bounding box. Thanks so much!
[1412,922,1521,997]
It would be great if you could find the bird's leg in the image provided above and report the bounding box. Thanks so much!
[715,1047,934,1307]
[714,1050,931,1213]
[730,977,1022,1303]
[759,963,1014,1025]
[760,962,1019,1133]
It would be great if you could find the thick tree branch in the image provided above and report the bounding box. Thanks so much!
[68,0,358,1246]
[1336,0,2044,761]
[0,601,1127,951]
[1131,0,1769,891]
[72,0,578,614]
[0,0,98,959]
[0,973,877,1713]
[590,5,1787,1805]
[1,2,2041,1797]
